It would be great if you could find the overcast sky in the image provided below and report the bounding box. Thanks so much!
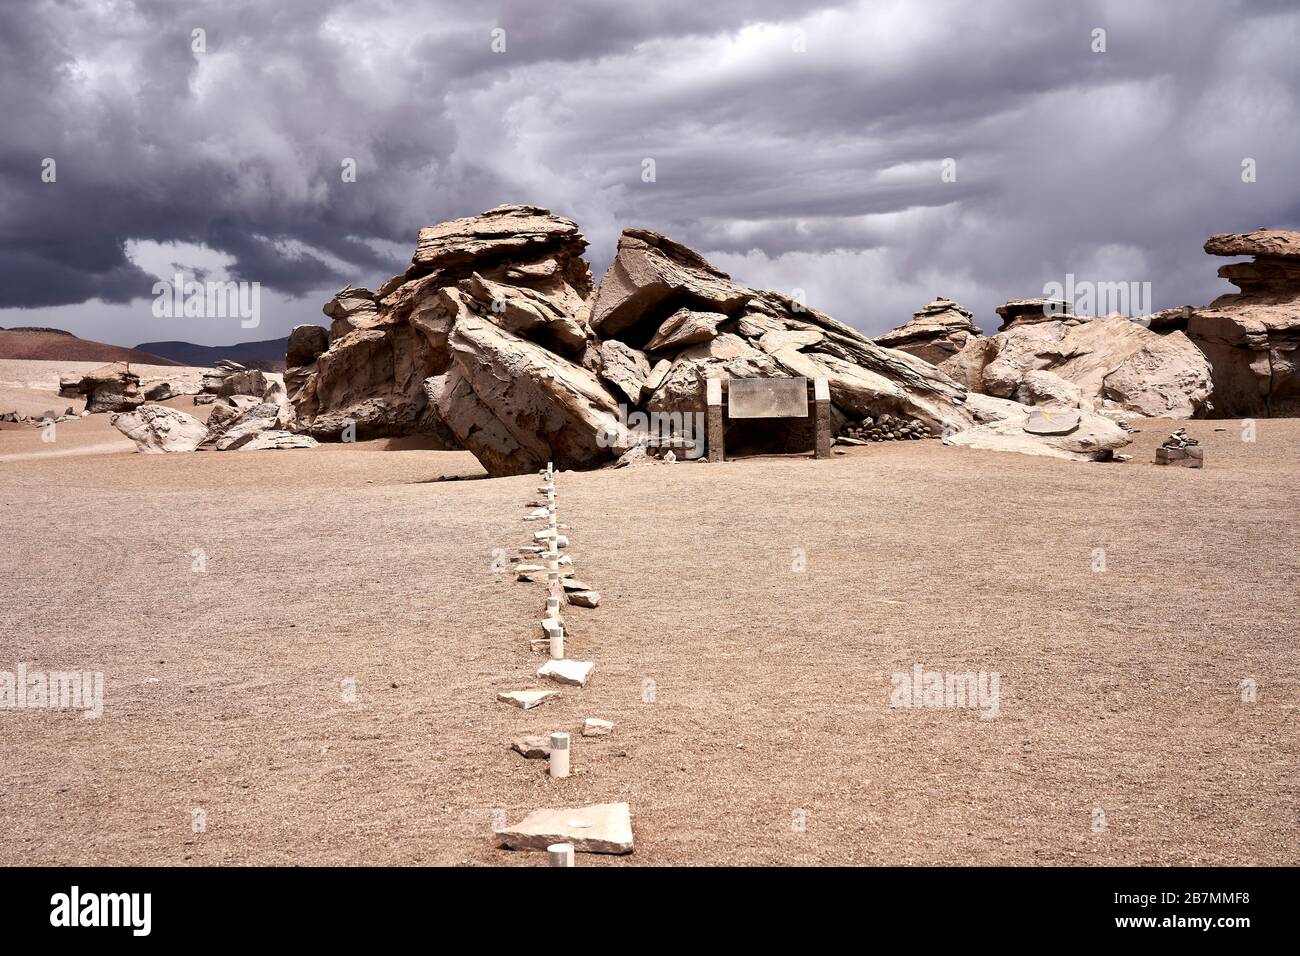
[1,0,1298,347]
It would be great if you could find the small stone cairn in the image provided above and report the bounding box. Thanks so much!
[1155,427,1204,468]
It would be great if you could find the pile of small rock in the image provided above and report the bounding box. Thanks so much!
[1155,428,1204,468]
[838,413,935,443]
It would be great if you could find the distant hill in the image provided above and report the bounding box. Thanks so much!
[0,327,181,365]
[133,337,289,371]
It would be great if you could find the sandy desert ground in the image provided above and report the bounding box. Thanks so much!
[0,367,1296,866]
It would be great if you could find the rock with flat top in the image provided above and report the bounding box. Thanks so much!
[537,659,594,687]
[497,689,561,710]
[582,718,614,737]
[497,802,633,854]
[567,590,601,608]
[511,735,552,759]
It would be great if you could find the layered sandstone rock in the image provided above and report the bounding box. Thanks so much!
[874,298,982,364]
[931,309,1212,419]
[1180,229,1300,416]
[289,208,1137,468]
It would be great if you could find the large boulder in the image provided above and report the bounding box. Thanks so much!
[438,314,627,476]
[286,324,329,367]
[588,229,752,340]
[111,403,206,453]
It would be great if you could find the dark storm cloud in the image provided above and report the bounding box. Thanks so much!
[0,0,1297,344]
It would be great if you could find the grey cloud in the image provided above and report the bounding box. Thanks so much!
[0,0,1297,346]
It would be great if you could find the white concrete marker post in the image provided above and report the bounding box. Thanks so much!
[549,732,570,778]
[547,842,575,867]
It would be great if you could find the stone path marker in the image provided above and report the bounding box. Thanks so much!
[547,843,575,867]
[498,802,634,854]
[549,732,571,778]
[582,718,614,737]
[537,658,594,687]
[512,735,552,759]
[497,689,561,710]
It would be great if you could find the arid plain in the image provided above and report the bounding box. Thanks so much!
[2,370,1296,866]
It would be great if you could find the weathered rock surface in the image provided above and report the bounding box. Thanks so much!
[874,298,983,363]
[511,735,552,759]
[589,229,751,339]
[537,658,594,687]
[110,404,207,453]
[596,340,651,405]
[288,206,1214,470]
[1179,229,1300,416]
[72,363,143,413]
[948,393,1130,461]
[497,802,633,854]
[939,311,1212,419]
[497,689,561,710]
[582,718,614,737]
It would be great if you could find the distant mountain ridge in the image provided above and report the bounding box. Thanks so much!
[133,337,289,371]
[0,328,181,365]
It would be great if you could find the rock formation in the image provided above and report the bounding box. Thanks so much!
[873,298,982,364]
[110,404,207,453]
[62,362,144,413]
[287,206,1137,469]
[877,300,1213,420]
[1170,229,1300,416]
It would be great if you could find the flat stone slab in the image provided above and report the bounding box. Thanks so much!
[511,735,552,759]
[1023,409,1081,435]
[582,718,614,737]
[497,689,561,710]
[567,590,601,608]
[537,659,594,687]
[498,802,633,854]
[728,377,808,419]
[518,567,575,583]
[561,579,591,592]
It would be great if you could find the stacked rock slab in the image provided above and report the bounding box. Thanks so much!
[873,298,983,364]
[1178,230,1300,417]
[288,206,1137,468]
[288,204,617,470]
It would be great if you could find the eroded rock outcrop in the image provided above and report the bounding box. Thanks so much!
[288,207,1137,469]
[1178,229,1300,416]
[289,205,592,453]
[899,305,1214,420]
[874,298,983,364]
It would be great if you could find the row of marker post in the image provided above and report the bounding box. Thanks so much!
[539,461,573,866]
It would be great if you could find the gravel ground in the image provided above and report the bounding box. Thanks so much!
[0,416,1296,866]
